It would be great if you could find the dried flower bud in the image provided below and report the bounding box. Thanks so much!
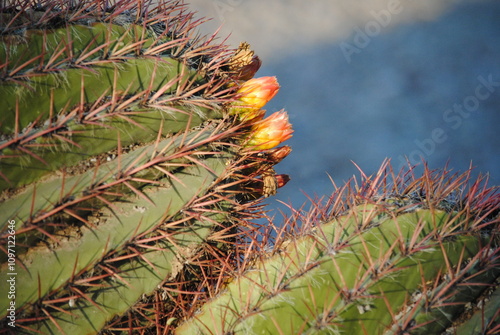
[228,42,262,80]
[275,174,291,188]
[265,145,292,164]
[251,173,291,198]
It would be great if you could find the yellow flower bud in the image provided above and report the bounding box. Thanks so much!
[229,77,280,121]
[237,76,279,109]
[246,111,293,150]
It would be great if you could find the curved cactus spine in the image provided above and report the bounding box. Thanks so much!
[0,1,292,333]
[176,162,500,335]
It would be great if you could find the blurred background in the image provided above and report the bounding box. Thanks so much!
[187,0,500,214]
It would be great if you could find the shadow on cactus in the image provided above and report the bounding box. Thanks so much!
[0,1,499,335]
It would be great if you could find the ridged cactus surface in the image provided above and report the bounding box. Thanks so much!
[177,162,499,335]
[0,1,230,192]
[0,0,292,333]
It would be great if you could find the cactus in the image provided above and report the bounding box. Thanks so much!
[0,0,291,333]
[176,161,499,335]
[1,1,499,335]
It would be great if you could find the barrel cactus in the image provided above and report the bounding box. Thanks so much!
[177,161,499,334]
[0,0,292,333]
[1,1,499,335]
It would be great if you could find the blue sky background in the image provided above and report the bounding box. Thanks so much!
[188,0,500,214]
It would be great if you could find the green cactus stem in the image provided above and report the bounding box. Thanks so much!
[0,128,230,310]
[176,161,499,335]
[0,0,233,192]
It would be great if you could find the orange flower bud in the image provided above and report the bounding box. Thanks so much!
[237,76,279,109]
[229,76,279,121]
[246,111,293,150]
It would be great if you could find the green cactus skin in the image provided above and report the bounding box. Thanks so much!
[0,1,280,334]
[452,284,500,334]
[176,162,499,335]
[0,3,230,192]
[0,129,232,314]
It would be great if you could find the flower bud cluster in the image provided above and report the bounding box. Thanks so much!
[230,75,293,150]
